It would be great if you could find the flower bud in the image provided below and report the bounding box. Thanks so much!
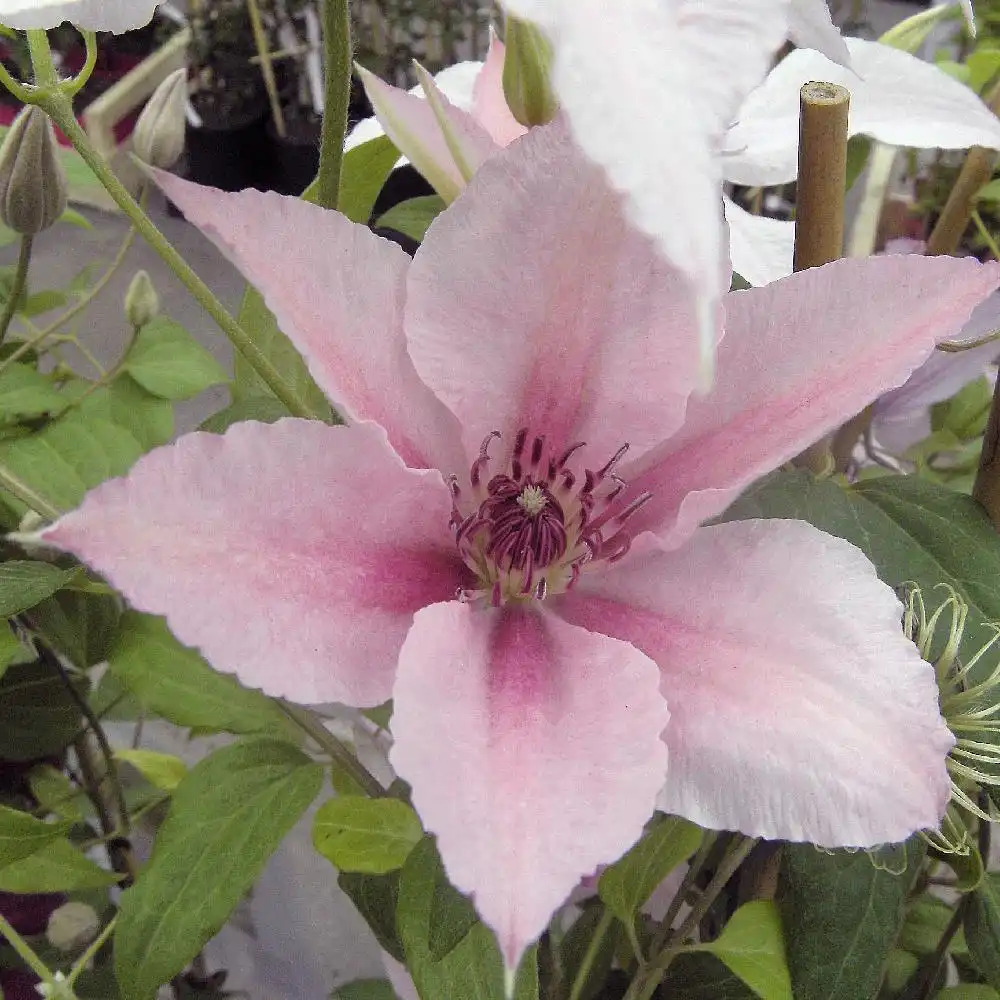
[0,106,67,235]
[45,901,99,953]
[132,68,187,169]
[124,269,159,328]
[502,16,558,128]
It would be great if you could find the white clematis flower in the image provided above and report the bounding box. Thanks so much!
[0,0,158,32]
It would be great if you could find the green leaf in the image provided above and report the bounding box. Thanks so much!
[28,763,90,821]
[338,870,405,963]
[230,284,333,420]
[931,377,992,440]
[966,873,1000,985]
[559,903,619,1000]
[115,749,188,791]
[724,471,1000,665]
[199,394,289,433]
[396,837,538,1000]
[78,376,174,451]
[115,739,323,1000]
[29,586,122,667]
[427,863,480,962]
[598,813,702,927]
[778,841,922,1000]
[0,411,144,512]
[337,135,401,224]
[0,364,66,420]
[313,797,423,875]
[845,135,871,193]
[106,612,297,739]
[0,837,118,891]
[0,803,72,868]
[0,658,86,761]
[123,317,228,401]
[899,894,968,956]
[880,3,960,51]
[331,982,398,1000]
[691,901,792,1000]
[658,953,757,998]
[937,987,1000,999]
[0,561,78,616]
[939,844,985,893]
[21,289,67,316]
[977,179,1000,207]
[376,196,445,242]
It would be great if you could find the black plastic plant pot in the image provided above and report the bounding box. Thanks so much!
[185,105,272,193]
[265,109,321,196]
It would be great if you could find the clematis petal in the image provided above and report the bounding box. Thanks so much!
[726,37,1000,187]
[357,64,499,204]
[724,196,794,286]
[405,120,705,466]
[41,420,464,707]
[390,600,668,970]
[623,254,1000,545]
[151,171,463,473]
[472,33,529,146]
[0,0,155,31]
[786,0,851,65]
[556,519,953,846]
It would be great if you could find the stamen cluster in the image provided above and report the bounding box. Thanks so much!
[448,427,652,606]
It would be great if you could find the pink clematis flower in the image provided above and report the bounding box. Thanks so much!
[39,123,997,971]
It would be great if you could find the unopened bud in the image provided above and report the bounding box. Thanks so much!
[46,901,99,953]
[132,68,187,169]
[124,269,159,328]
[0,106,67,234]
[503,16,557,128]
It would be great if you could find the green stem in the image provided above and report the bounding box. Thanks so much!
[568,908,614,1000]
[65,914,117,988]
[0,460,62,519]
[37,93,320,420]
[64,30,98,97]
[0,234,34,345]
[651,830,715,952]
[937,326,1000,352]
[972,209,1000,260]
[277,700,385,798]
[0,59,31,103]
[316,0,352,209]
[26,30,58,88]
[245,0,286,137]
[0,910,52,981]
[623,837,758,1000]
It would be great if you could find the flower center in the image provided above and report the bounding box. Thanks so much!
[448,427,652,606]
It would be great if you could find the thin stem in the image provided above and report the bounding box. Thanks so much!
[276,700,385,798]
[26,30,58,89]
[652,831,716,952]
[0,59,31,103]
[65,914,117,988]
[0,460,62,519]
[245,0,286,137]
[37,92,320,420]
[937,327,1000,352]
[622,837,759,1000]
[568,908,614,1000]
[0,911,51,981]
[972,209,1000,260]
[64,30,98,97]
[0,235,33,345]
[906,896,968,999]
[793,82,850,272]
[316,0,352,210]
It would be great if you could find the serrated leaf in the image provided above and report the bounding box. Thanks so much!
[966,873,1000,986]
[691,901,792,1000]
[0,837,118,891]
[376,195,445,242]
[78,376,174,450]
[338,135,401,224]
[123,317,228,401]
[599,813,702,926]
[724,471,1000,666]
[331,982,397,1000]
[106,612,297,739]
[396,837,538,1000]
[114,739,323,1000]
[0,561,78,616]
[313,797,423,875]
[199,394,289,433]
[115,749,188,791]
[0,803,72,868]
[0,411,144,512]
[0,658,86,761]
[0,364,66,420]
[778,841,922,1000]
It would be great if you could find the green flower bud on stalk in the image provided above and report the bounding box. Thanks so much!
[503,16,558,128]
[0,106,67,234]
[46,901,99,953]
[903,585,1000,855]
[124,269,159,328]
[132,68,187,170]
